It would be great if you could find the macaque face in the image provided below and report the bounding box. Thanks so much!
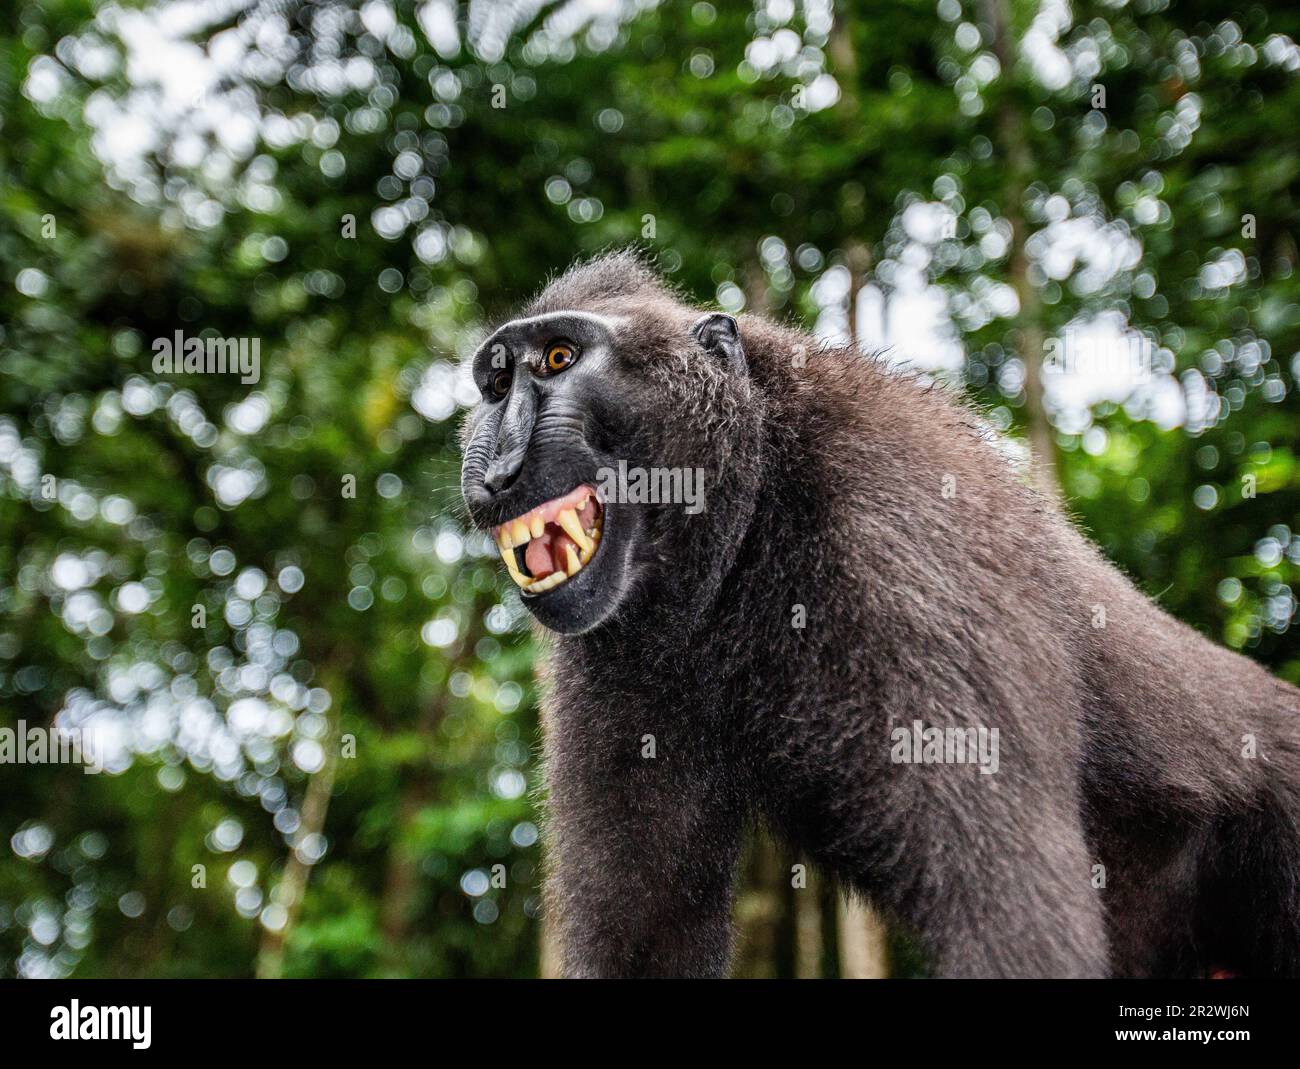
[460,310,648,634]
[461,304,756,636]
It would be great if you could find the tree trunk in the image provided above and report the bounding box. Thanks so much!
[793,861,824,978]
[837,894,890,979]
[981,0,1055,493]
[845,238,872,352]
[732,831,786,977]
[376,782,428,974]
[255,696,340,979]
[539,909,563,978]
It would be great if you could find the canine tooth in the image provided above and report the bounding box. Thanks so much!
[530,515,545,539]
[511,520,531,545]
[497,542,530,588]
[556,508,593,553]
[564,544,581,576]
[497,527,514,551]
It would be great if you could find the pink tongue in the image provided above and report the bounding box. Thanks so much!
[524,526,578,578]
[525,532,556,577]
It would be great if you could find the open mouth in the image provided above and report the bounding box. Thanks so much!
[492,484,604,596]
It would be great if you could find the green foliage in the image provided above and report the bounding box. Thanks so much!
[1,0,1298,977]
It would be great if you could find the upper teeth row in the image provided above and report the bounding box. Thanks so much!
[496,507,595,554]
[494,505,600,592]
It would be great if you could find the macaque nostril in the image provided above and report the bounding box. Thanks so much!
[483,466,513,494]
[483,449,525,494]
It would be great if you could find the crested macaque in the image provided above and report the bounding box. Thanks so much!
[459,251,1300,978]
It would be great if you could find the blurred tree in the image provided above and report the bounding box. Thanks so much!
[1,0,1298,979]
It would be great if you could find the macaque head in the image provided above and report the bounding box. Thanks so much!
[460,253,763,635]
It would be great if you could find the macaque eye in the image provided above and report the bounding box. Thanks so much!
[489,369,513,399]
[543,341,578,374]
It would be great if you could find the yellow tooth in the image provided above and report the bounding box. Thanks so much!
[556,508,593,553]
[564,544,581,576]
[511,520,531,545]
[528,571,568,594]
[530,514,545,539]
[497,542,530,588]
[497,527,514,551]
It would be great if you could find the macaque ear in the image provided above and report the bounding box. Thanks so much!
[692,312,746,374]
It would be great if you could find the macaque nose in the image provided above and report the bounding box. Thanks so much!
[480,381,536,496]
[483,443,527,494]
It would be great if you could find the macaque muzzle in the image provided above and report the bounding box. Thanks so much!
[492,484,604,596]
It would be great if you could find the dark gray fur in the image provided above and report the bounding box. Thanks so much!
[460,251,1300,978]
